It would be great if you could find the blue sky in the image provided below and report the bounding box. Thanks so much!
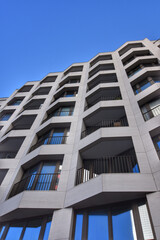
[0,0,159,97]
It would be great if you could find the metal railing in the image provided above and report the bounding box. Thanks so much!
[9,173,60,198]
[23,104,43,111]
[43,110,73,123]
[143,105,160,121]
[30,136,68,152]
[0,151,17,158]
[81,118,128,138]
[76,155,139,185]
[87,79,117,92]
[134,80,160,95]
[85,94,122,111]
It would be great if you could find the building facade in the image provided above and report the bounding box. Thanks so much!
[0,38,160,240]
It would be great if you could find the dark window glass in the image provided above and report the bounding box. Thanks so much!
[74,214,83,240]
[88,212,109,240]
[0,114,11,121]
[0,169,8,185]
[112,209,137,240]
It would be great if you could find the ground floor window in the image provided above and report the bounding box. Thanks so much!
[73,200,155,240]
[0,215,52,240]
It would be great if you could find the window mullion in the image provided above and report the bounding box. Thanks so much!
[108,210,113,240]
[82,212,88,240]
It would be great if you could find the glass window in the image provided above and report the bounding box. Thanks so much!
[88,211,109,240]
[0,226,5,238]
[50,131,64,144]
[5,223,24,240]
[138,204,154,240]
[65,91,75,97]
[74,214,83,240]
[35,163,56,190]
[23,219,41,240]
[43,220,52,240]
[11,100,22,106]
[60,107,71,116]
[0,114,11,121]
[112,209,137,240]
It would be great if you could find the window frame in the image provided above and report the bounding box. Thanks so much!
[72,200,155,240]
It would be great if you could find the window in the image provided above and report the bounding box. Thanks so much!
[53,106,74,117]
[73,201,154,240]
[63,91,77,97]
[0,113,12,121]
[152,134,160,159]
[10,99,22,106]
[0,216,52,240]
[141,98,160,121]
[30,128,69,152]
[0,169,8,185]
[9,161,62,198]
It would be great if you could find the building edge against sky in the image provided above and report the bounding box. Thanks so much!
[0,38,159,239]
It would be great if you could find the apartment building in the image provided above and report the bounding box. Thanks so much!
[0,38,160,240]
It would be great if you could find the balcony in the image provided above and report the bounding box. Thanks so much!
[127,60,160,78]
[87,73,118,92]
[142,104,160,121]
[122,50,152,66]
[85,88,122,111]
[6,115,37,134]
[23,99,45,111]
[30,135,68,152]
[9,172,60,198]
[76,155,139,185]
[133,76,160,95]
[32,87,51,96]
[89,64,115,78]
[43,107,74,123]
[119,42,144,56]
[18,85,33,92]
[64,66,83,76]
[0,137,25,158]
[58,76,81,89]
[41,75,57,83]
[81,117,128,138]
[90,54,112,67]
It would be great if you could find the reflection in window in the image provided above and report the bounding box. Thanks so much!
[0,216,52,240]
[88,212,109,240]
[23,219,41,240]
[112,209,137,240]
[74,201,155,240]
[43,220,52,240]
[6,223,24,240]
[74,214,83,240]
[0,114,12,121]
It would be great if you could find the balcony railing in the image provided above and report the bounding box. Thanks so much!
[9,173,60,198]
[43,110,73,123]
[76,155,139,185]
[0,151,17,158]
[30,136,68,152]
[81,118,128,138]
[85,95,122,111]
[127,63,160,78]
[142,105,160,121]
[87,79,117,92]
[133,79,160,95]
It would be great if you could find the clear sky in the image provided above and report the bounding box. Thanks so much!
[0,0,159,97]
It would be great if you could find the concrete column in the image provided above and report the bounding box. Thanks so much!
[49,208,74,240]
[147,192,160,240]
